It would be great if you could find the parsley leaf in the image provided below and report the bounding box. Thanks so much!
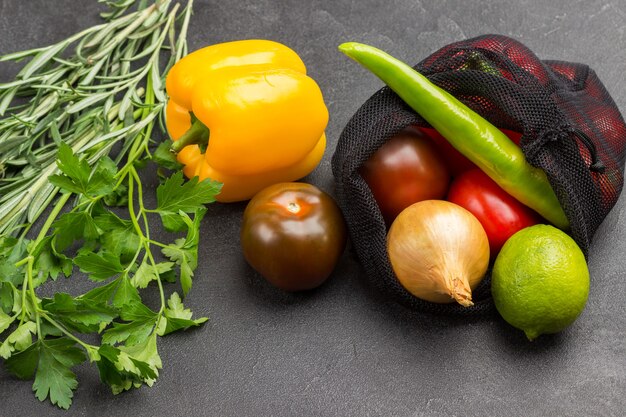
[103,183,129,207]
[157,292,208,336]
[102,301,157,347]
[102,319,156,347]
[96,342,158,395]
[157,172,221,212]
[48,143,91,195]
[96,345,138,394]
[0,237,28,286]
[112,276,142,308]
[0,235,20,258]
[85,157,117,198]
[79,275,141,310]
[41,293,119,333]
[28,338,87,410]
[131,260,174,289]
[0,282,19,315]
[74,251,125,281]
[161,208,207,296]
[162,238,195,297]
[0,321,37,359]
[52,211,100,252]
[155,172,220,231]
[49,144,116,198]
[153,139,184,170]
[4,341,38,379]
[118,333,162,386]
[96,345,127,390]
[31,236,73,285]
[118,300,157,322]
[0,309,16,334]
[93,212,141,262]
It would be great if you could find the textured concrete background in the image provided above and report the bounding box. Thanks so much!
[1,0,626,416]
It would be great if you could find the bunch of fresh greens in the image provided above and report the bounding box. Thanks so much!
[0,0,220,409]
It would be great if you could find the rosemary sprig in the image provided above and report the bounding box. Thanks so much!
[0,0,185,237]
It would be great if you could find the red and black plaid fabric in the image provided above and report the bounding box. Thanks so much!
[331,34,626,316]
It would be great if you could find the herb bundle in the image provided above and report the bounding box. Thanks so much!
[0,0,221,409]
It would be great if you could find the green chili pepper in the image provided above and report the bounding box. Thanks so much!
[338,42,569,230]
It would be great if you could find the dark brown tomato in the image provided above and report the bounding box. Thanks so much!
[240,182,347,292]
[359,128,451,225]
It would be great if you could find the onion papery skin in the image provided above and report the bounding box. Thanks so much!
[386,200,490,306]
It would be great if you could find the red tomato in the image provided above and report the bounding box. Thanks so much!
[447,169,543,257]
[359,128,451,225]
[417,127,476,176]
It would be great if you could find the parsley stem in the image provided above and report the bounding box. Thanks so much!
[126,66,166,318]
[126,169,144,244]
[25,256,42,337]
[38,311,95,351]
[129,166,166,314]
[18,257,32,323]
[146,239,169,248]
[136,69,155,236]
[34,192,72,243]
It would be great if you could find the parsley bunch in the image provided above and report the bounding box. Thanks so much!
[1,153,219,408]
[0,0,221,409]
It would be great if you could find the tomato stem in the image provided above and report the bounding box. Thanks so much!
[287,202,300,213]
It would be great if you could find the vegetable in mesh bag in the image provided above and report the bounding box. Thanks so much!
[332,34,626,315]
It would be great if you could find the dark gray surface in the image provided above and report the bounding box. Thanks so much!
[2,0,626,416]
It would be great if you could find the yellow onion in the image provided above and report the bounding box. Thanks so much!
[386,200,490,307]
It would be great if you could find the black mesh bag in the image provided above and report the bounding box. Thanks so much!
[331,34,626,317]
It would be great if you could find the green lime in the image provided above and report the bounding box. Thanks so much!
[491,224,590,341]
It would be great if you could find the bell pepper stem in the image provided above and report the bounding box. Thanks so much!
[171,115,210,153]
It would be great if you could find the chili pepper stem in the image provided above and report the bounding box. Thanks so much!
[170,116,210,153]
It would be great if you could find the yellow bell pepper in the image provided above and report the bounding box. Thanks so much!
[164,39,329,202]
